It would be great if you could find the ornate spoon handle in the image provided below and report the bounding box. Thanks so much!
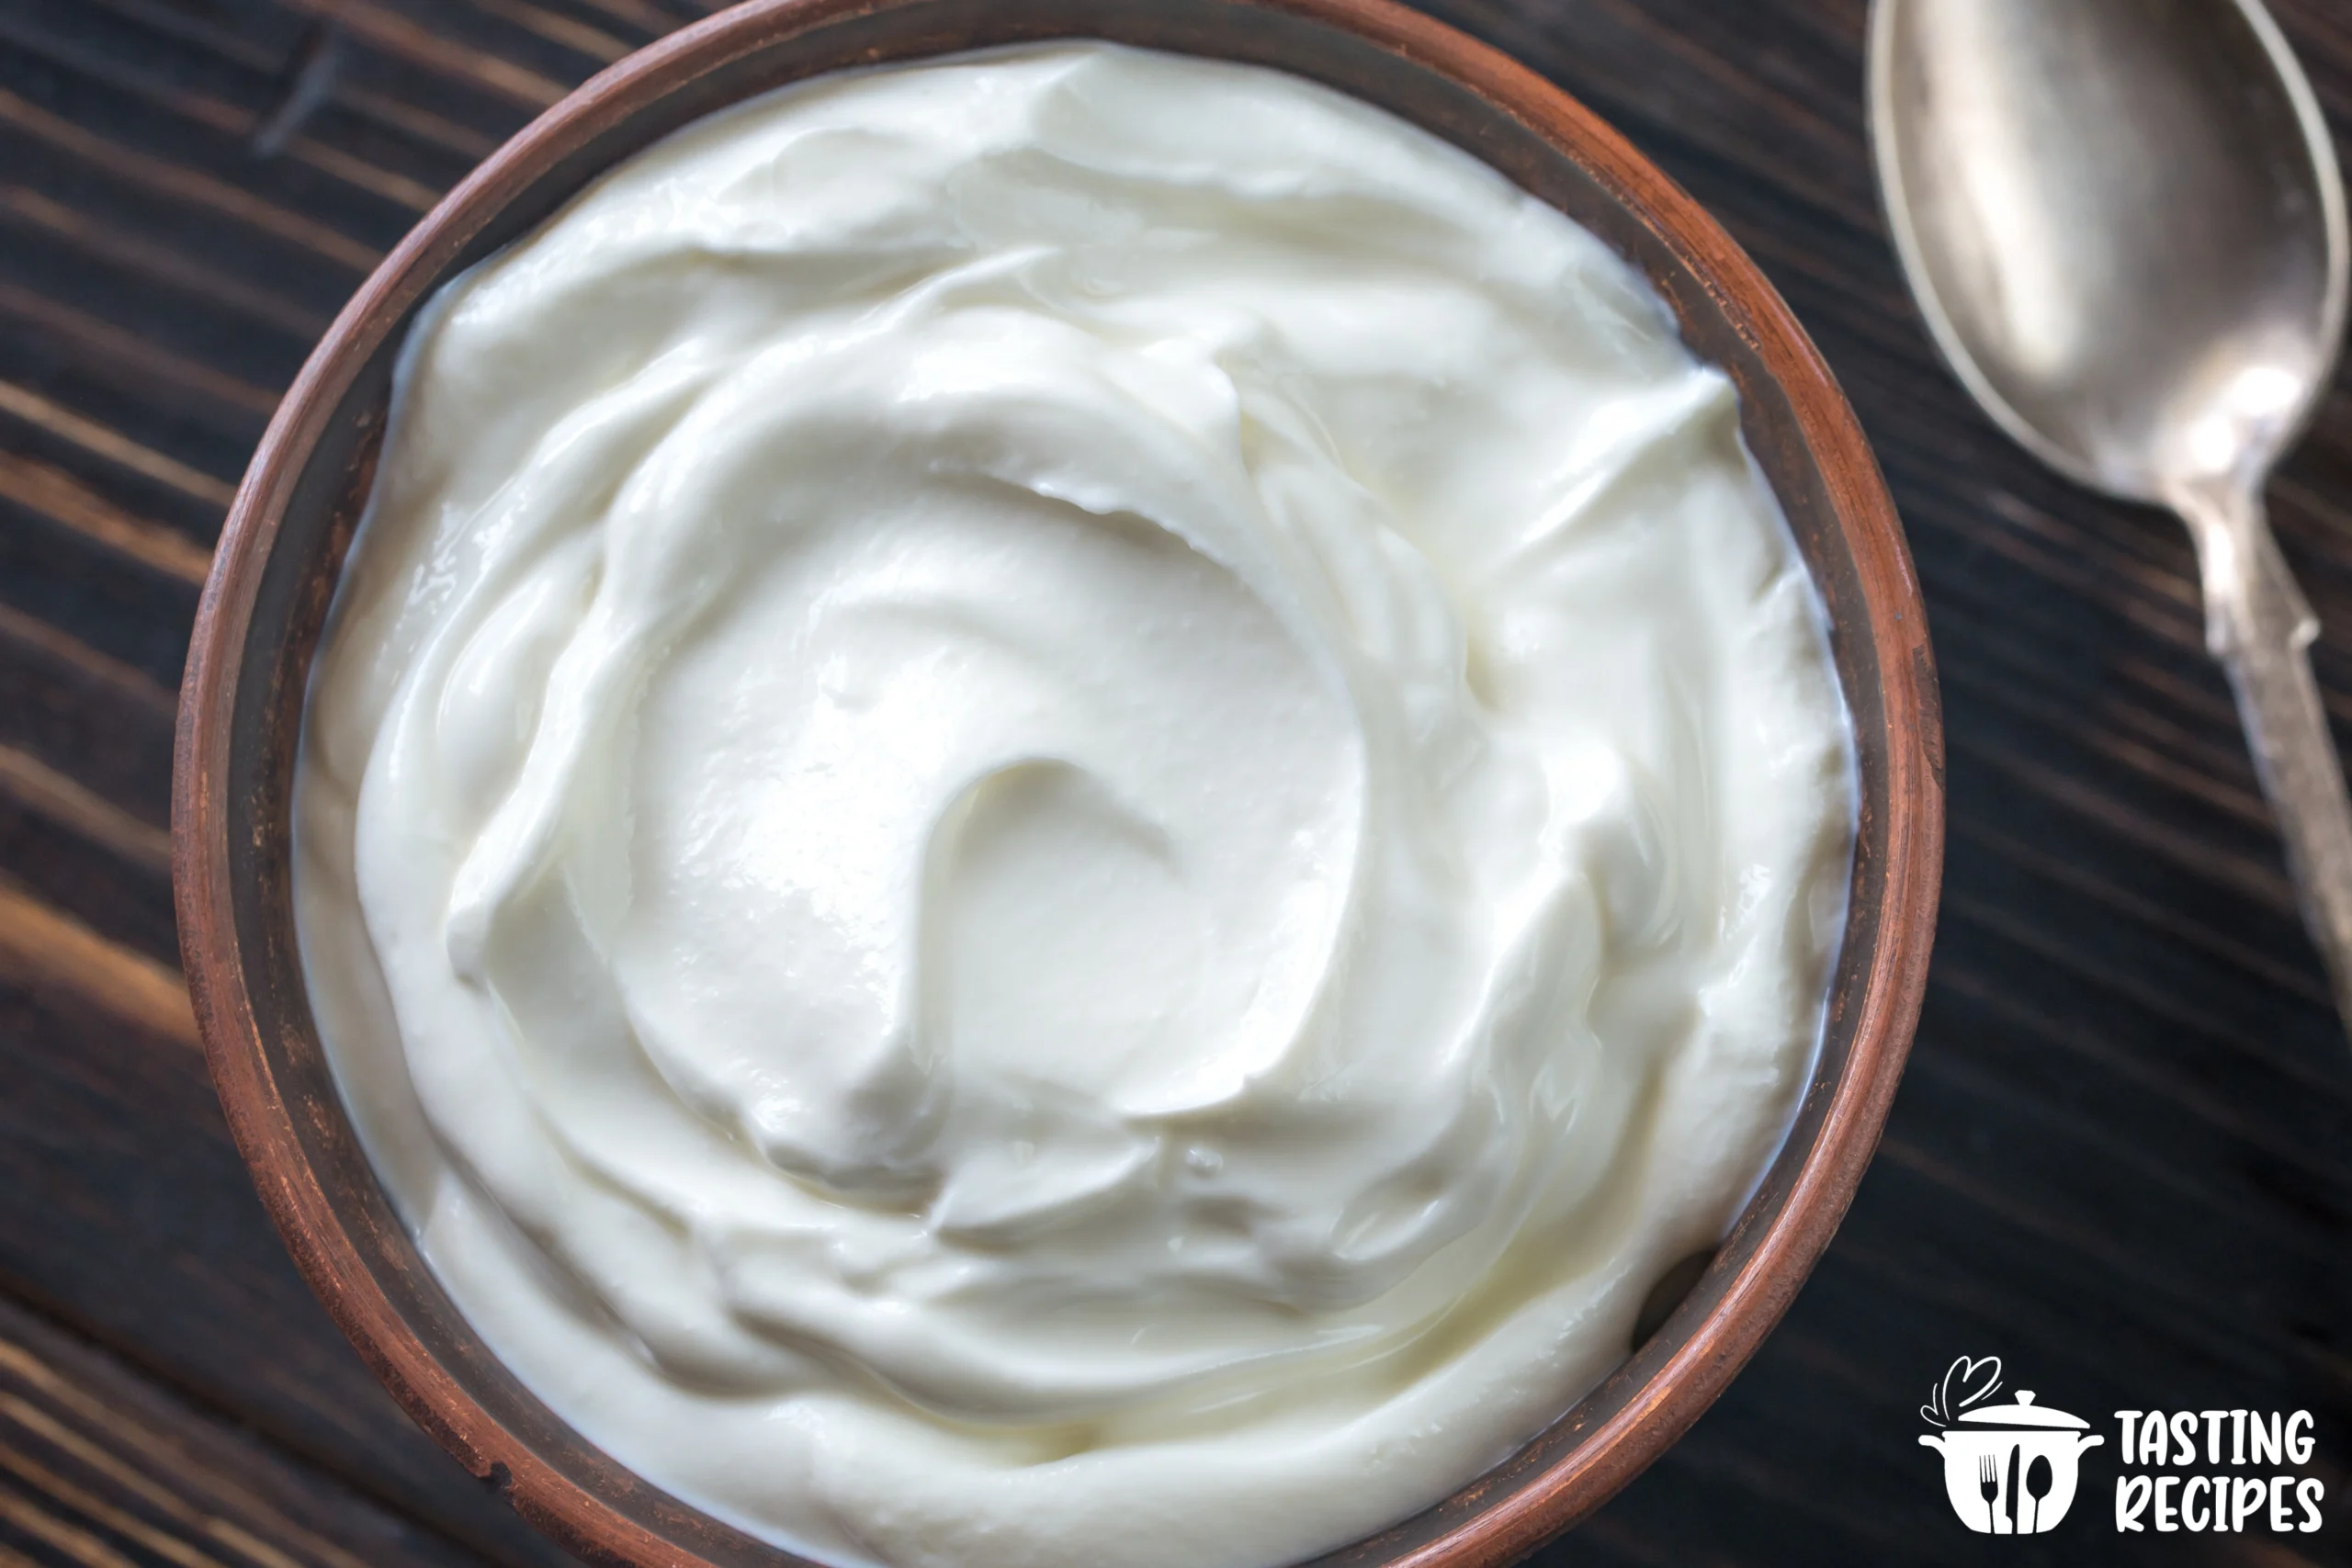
[2177,479,2352,1034]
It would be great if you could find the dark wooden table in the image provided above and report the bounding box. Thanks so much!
[1,1,2348,1564]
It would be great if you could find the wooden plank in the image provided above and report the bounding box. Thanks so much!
[0,187,328,345]
[547,0,689,37]
[0,282,278,425]
[0,383,234,510]
[0,604,175,818]
[75,0,503,162]
[0,1292,492,1568]
[0,453,212,589]
[462,0,637,64]
[0,880,189,1050]
[0,7,444,213]
[0,89,380,273]
[266,0,570,110]
[0,968,576,1567]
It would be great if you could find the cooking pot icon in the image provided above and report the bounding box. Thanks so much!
[1919,1391,2104,1533]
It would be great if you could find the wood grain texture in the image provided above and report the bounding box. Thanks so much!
[0,0,2346,1565]
[0,920,576,1568]
[0,1292,495,1568]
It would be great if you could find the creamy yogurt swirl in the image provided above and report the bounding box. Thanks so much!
[295,42,1856,1568]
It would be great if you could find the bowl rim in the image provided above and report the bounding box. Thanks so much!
[173,3,1944,1565]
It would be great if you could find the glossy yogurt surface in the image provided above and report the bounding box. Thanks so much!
[295,42,1857,1568]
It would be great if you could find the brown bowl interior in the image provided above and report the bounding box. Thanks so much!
[174,2,1944,1565]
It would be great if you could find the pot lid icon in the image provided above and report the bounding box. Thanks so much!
[1956,1391,2089,1430]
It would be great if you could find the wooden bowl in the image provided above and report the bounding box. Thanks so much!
[174,2,1943,1563]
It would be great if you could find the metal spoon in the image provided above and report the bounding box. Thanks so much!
[1869,0,2352,1028]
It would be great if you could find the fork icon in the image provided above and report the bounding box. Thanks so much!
[1977,1452,2000,1532]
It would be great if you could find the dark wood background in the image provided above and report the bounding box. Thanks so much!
[0,0,2348,1563]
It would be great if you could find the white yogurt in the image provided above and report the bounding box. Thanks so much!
[295,42,1855,1568]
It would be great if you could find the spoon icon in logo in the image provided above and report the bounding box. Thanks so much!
[2024,1453,2055,1534]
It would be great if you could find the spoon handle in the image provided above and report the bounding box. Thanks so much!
[2176,481,2352,1033]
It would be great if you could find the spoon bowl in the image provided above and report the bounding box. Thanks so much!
[1871,0,2352,1026]
[1871,0,2346,502]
